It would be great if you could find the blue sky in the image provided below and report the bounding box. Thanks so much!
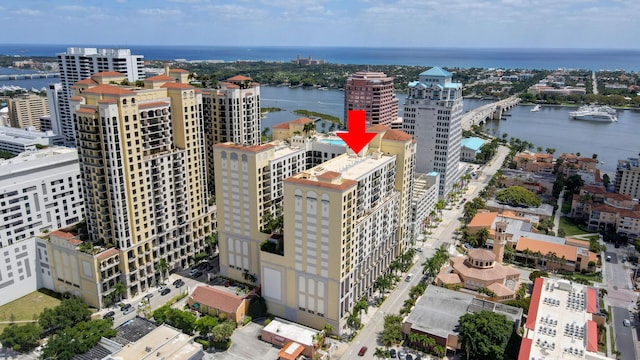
[1,0,637,49]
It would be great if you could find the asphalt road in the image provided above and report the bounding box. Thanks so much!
[612,306,636,360]
[337,146,511,360]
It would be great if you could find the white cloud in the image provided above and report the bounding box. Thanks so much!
[12,8,42,16]
[137,8,182,16]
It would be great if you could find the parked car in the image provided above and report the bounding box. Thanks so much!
[390,348,397,358]
[172,279,181,286]
[123,306,135,315]
[193,271,203,278]
[189,268,199,276]
[405,274,414,282]
[121,303,132,311]
[406,355,414,360]
[143,293,154,300]
[161,288,171,296]
[398,349,406,360]
[103,311,115,320]
[623,319,631,326]
[175,279,185,288]
[358,346,368,356]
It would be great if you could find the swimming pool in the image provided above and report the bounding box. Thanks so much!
[318,138,346,146]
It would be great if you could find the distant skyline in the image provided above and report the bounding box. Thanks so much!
[1,0,638,49]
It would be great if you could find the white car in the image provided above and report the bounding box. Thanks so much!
[158,285,168,292]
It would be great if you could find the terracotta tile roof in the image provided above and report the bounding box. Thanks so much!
[368,124,389,132]
[272,122,290,129]
[221,82,240,89]
[97,248,120,261]
[170,69,189,73]
[98,99,118,104]
[285,176,357,192]
[582,185,607,194]
[190,285,245,314]
[83,84,135,96]
[290,117,313,125]
[145,74,174,81]
[618,208,640,219]
[76,107,97,114]
[138,101,169,109]
[450,256,520,282]
[316,171,341,180]
[578,157,598,163]
[213,142,274,153]
[70,96,83,101]
[590,203,621,214]
[195,89,203,94]
[74,78,98,86]
[93,71,125,77]
[467,249,495,262]
[487,282,515,297]
[278,342,304,360]
[382,129,413,142]
[436,271,463,285]
[535,153,553,158]
[604,192,633,201]
[468,212,497,228]
[50,230,75,240]
[161,82,194,89]
[227,75,252,81]
[516,237,577,262]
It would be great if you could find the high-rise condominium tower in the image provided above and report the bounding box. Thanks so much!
[203,76,261,191]
[70,71,214,298]
[344,71,399,128]
[403,67,463,198]
[57,48,144,144]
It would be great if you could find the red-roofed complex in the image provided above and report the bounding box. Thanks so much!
[188,285,253,323]
[68,70,216,307]
[519,277,610,360]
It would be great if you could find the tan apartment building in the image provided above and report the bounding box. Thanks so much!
[571,184,640,238]
[1,93,49,130]
[69,71,215,301]
[261,128,415,335]
[615,157,640,200]
[344,71,399,128]
[203,76,261,192]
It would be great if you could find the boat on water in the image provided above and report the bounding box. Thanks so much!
[530,104,541,112]
[568,105,617,122]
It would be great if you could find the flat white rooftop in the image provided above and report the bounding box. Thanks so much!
[310,152,395,181]
[262,318,318,347]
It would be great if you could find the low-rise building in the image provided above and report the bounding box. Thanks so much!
[261,318,320,360]
[512,152,554,174]
[484,199,554,222]
[518,277,611,360]
[460,137,485,162]
[402,285,522,355]
[410,172,440,240]
[0,126,64,154]
[188,284,253,323]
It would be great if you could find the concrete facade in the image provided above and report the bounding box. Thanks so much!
[344,71,399,128]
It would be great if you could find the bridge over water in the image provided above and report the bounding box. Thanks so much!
[461,96,520,130]
[0,73,59,81]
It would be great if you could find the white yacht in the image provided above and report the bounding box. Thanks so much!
[569,105,617,122]
[530,104,541,112]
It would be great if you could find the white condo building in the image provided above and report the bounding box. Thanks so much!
[0,147,83,246]
[403,67,463,198]
[55,48,144,144]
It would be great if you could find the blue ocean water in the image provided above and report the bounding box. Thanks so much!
[1,44,639,71]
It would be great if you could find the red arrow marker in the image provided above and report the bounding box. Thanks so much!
[337,110,377,154]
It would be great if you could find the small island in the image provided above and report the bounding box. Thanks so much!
[293,109,342,126]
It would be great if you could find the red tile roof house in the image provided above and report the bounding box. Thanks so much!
[188,285,255,323]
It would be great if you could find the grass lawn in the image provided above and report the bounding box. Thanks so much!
[0,290,61,333]
[559,216,594,236]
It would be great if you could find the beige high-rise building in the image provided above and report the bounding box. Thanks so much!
[615,157,640,200]
[70,71,215,301]
[261,127,415,334]
[2,93,49,130]
[344,71,399,128]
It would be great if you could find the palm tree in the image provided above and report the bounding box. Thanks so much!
[303,122,316,136]
[206,232,218,257]
[113,281,127,302]
[157,259,169,285]
[374,347,388,359]
[435,200,446,219]
[475,227,490,248]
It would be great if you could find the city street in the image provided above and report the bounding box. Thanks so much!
[336,146,510,359]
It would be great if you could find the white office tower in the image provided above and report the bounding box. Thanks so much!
[56,48,144,144]
[403,67,463,198]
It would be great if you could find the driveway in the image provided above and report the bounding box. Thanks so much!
[202,321,281,360]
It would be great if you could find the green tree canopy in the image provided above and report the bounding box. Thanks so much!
[458,311,513,360]
[0,323,41,352]
[41,319,116,360]
[38,297,92,334]
[495,186,541,208]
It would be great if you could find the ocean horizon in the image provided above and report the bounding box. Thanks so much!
[1,44,640,71]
